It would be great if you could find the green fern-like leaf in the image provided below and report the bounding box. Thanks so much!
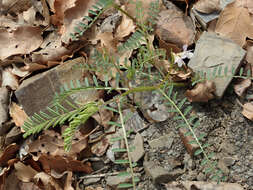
[70,0,114,40]
[118,30,146,52]
[63,102,99,151]
[159,85,226,182]
[192,65,253,86]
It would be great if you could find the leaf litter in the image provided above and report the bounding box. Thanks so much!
[0,0,253,189]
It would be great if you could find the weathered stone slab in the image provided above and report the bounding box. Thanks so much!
[188,32,246,98]
[15,57,100,116]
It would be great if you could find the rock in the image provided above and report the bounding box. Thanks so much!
[179,128,199,157]
[148,134,173,149]
[196,172,206,181]
[0,120,14,136]
[156,9,195,48]
[133,91,170,122]
[123,109,146,132]
[222,156,235,167]
[5,126,22,145]
[218,159,230,175]
[0,87,9,128]
[191,0,234,29]
[100,13,121,33]
[106,175,131,189]
[15,57,101,116]
[165,181,243,190]
[83,177,101,186]
[144,161,183,184]
[188,32,246,98]
[130,133,145,162]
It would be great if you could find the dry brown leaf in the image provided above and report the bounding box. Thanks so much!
[28,129,88,160]
[91,137,110,157]
[235,0,253,14]
[20,182,41,190]
[170,68,192,82]
[34,172,62,190]
[2,67,19,90]
[115,6,136,40]
[0,26,43,60]
[246,46,253,64]
[12,64,29,77]
[185,81,216,102]
[242,102,253,120]
[38,154,93,174]
[96,32,118,53]
[14,162,38,183]
[234,79,251,96]
[0,143,19,167]
[22,6,36,24]
[156,9,195,48]
[215,1,253,47]
[92,104,113,128]
[9,102,28,129]
[2,0,31,14]
[51,0,96,43]
[64,171,74,190]
[194,0,221,14]
[31,32,74,64]
[126,0,160,21]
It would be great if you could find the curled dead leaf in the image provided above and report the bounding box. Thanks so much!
[170,68,192,82]
[234,79,251,97]
[242,102,253,120]
[194,0,221,14]
[215,1,253,47]
[185,81,216,102]
[115,6,136,40]
[14,162,38,183]
[2,67,19,90]
[9,102,28,129]
[0,26,43,60]
[34,172,62,190]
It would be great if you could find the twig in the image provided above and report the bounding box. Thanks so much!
[79,172,119,179]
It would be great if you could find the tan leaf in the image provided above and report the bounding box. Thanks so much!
[194,0,221,14]
[2,67,19,90]
[38,154,93,174]
[185,81,216,102]
[234,79,251,96]
[235,0,253,14]
[126,0,160,21]
[0,143,19,167]
[9,102,28,129]
[64,171,74,190]
[0,26,43,60]
[91,137,110,157]
[115,6,136,40]
[242,102,253,120]
[14,162,38,183]
[215,1,253,47]
[31,32,74,64]
[96,32,118,53]
[51,0,96,43]
[156,9,195,47]
[34,172,62,190]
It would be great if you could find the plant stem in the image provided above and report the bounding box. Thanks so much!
[117,98,136,190]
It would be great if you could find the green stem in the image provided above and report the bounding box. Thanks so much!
[117,98,136,190]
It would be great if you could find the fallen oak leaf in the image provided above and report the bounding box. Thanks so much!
[185,81,216,102]
[242,102,253,120]
[0,26,43,60]
[234,79,251,97]
[14,162,38,183]
[193,0,221,14]
[215,1,253,47]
